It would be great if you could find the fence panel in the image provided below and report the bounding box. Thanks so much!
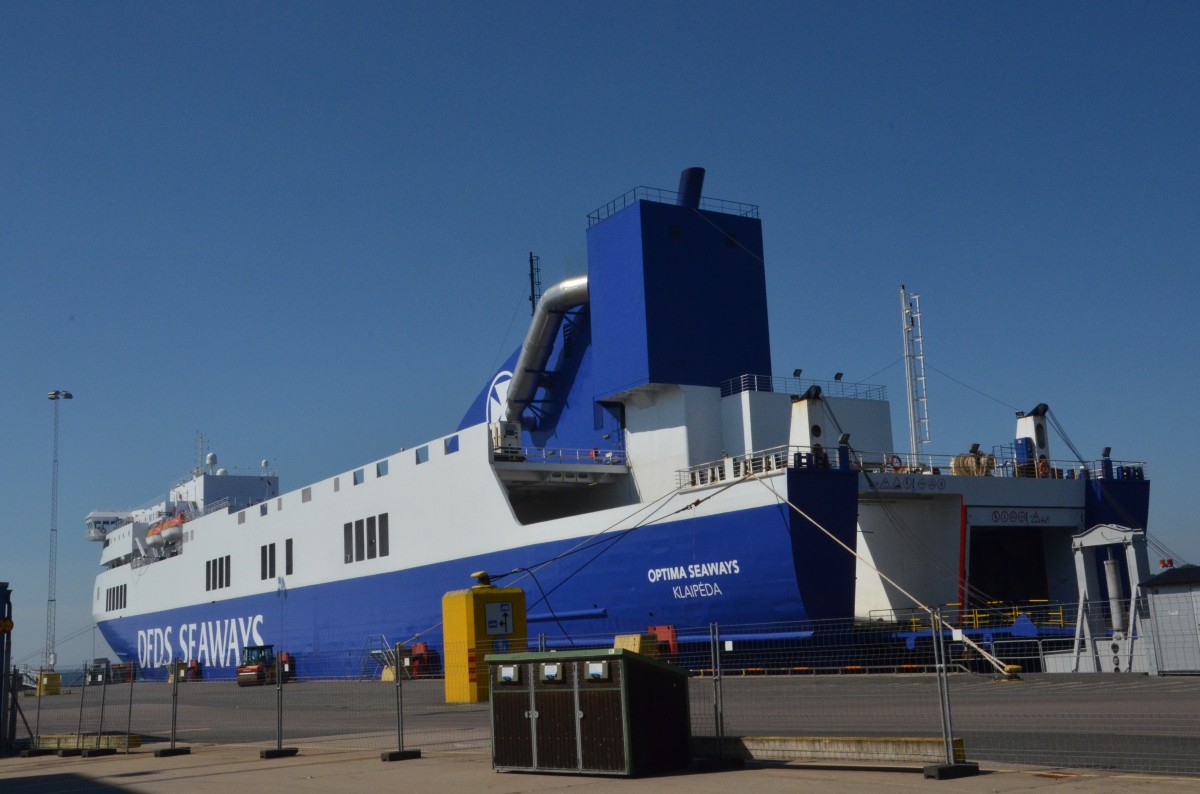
[12,603,1199,777]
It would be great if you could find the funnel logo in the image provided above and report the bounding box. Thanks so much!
[486,371,513,424]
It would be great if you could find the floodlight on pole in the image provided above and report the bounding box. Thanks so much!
[45,389,73,670]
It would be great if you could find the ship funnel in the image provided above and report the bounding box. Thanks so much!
[676,167,705,209]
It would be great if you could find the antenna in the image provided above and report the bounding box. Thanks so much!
[901,287,931,463]
[528,252,542,316]
[194,431,208,476]
[45,389,73,670]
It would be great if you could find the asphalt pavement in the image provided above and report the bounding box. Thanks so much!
[5,747,1200,794]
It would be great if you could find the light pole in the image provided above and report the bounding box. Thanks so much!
[45,389,73,671]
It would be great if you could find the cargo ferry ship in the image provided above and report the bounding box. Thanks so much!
[88,169,1151,678]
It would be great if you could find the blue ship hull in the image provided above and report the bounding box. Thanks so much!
[100,468,859,679]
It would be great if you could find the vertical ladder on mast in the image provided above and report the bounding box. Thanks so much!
[901,286,931,466]
[528,252,542,316]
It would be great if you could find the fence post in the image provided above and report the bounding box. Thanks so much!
[154,661,190,756]
[72,666,86,752]
[83,663,115,756]
[260,651,297,758]
[931,608,954,764]
[923,608,978,779]
[22,673,50,756]
[95,665,107,749]
[382,644,421,761]
[710,622,724,759]
[125,668,134,755]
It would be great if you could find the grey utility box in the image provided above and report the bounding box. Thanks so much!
[487,648,691,777]
[1143,566,1200,674]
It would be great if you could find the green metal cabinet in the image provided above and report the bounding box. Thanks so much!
[487,648,691,776]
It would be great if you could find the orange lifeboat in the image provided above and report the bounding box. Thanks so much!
[146,513,187,547]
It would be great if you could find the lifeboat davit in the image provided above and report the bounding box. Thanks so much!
[146,513,187,547]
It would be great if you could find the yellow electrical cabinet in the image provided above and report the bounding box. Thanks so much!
[443,576,526,703]
[36,671,61,696]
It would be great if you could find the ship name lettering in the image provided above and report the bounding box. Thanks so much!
[138,614,264,671]
[989,509,1049,525]
[672,581,724,599]
[877,475,946,492]
[136,626,174,669]
[647,559,739,583]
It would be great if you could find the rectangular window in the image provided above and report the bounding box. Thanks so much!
[238,511,246,525]
[444,435,459,455]
[302,487,312,503]
[376,459,389,477]
[268,543,276,579]
[260,503,268,517]
[344,523,353,564]
[225,555,231,588]
[206,559,212,591]
[353,468,365,486]
[415,445,429,464]
[216,557,224,589]
[366,515,377,559]
[334,477,340,492]
[261,545,268,580]
[379,512,389,558]
[285,538,293,576]
[277,497,283,511]
[354,519,365,562]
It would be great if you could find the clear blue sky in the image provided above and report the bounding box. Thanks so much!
[3,1,1197,668]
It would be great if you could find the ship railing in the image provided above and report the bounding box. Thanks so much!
[587,186,759,226]
[677,444,1148,489]
[720,373,887,401]
[200,496,265,517]
[492,446,627,466]
[678,444,795,489]
[869,600,1075,632]
[170,465,279,489]
[852,450,1147,481]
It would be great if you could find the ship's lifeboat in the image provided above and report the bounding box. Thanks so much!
[146,513,187,547]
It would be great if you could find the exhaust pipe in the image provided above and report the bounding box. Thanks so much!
[676,167,705,209]
[503,275,590,425]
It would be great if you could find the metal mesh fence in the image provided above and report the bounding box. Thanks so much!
[9,602,1200,775]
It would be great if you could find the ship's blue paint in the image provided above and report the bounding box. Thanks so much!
[98,466,857,680]
[1084,477,1151,531]
[785,465,860,621]
[588,200,771,399]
